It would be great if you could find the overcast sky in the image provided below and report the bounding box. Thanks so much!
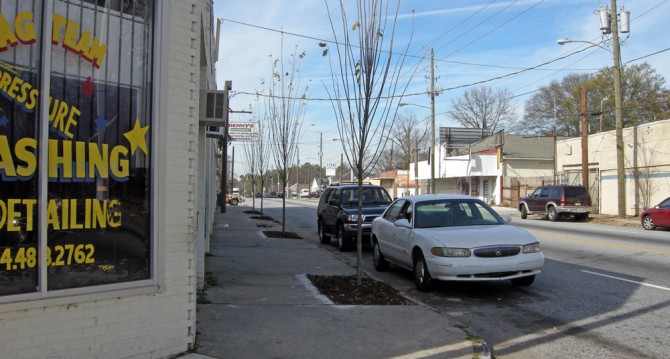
[213,0,670,174]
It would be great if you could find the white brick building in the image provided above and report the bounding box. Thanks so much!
[0,1,219,357]
[557,119,670,215]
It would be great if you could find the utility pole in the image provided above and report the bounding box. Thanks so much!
[220,81,231,213]
[580,87,588,190]
[233,147,237,192]
[414,138,419,194]
[611,0,626,218]
[430,48,436,194]
[557,4,628,216]
[340,153,344,183]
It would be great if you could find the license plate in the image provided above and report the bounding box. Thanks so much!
[575,202,581,206]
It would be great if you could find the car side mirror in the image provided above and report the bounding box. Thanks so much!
[501,214,512,224]
[394,218,412,228]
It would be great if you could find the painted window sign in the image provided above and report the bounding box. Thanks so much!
[0,0,154,296]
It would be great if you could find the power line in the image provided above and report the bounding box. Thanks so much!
[443,1,545,59]
[424,0,498,51]
[219,16,592,73]
[220,2,668,103]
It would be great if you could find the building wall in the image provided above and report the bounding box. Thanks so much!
[503,159,554,178]
[556,119,670,215]
[0,1,213,357]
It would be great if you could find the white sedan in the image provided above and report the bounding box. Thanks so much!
[371,194,544,291]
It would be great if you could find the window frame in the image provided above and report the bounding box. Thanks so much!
[0,0,166,309]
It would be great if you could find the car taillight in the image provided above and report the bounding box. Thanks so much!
[560,197,565,206]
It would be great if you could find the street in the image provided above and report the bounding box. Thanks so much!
[250,198,670,358]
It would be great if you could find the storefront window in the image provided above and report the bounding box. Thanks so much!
[1,0,154,297]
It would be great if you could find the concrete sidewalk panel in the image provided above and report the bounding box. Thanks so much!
[194,205,480,359]
[196,304,473,359]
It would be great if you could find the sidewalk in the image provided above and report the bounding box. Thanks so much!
[181,203,485,359]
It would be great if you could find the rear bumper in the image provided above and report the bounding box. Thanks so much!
[555,206,592,214]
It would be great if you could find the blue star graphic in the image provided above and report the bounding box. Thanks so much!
[0,115,8,127]
[94,116,107,134]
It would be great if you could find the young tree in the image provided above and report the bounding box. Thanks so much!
[324,0,412,283]
[448,85,517,134]
[241,116,270,213]
[264,42,308,233]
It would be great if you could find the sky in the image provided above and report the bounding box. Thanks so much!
[213,0,670,176]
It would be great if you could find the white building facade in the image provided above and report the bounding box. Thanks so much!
[411,134,555,206]
[0,1,219,357]
[556,119,670,215]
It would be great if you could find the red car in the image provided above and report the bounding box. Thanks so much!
[641,197,670,230]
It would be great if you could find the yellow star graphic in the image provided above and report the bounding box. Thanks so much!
[124,118,149,155]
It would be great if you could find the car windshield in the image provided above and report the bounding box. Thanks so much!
[414,199,504,228]
[340,188,392,206]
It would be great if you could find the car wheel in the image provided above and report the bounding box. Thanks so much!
[372,239,390,271]
[547,206,558,222]
[413,254,433,291]
[642,215,656,230]
[229,198,238,206]
[336,225,350,252]
[511,275,535,286]
[318,220,331,244]
[520,205,528,219]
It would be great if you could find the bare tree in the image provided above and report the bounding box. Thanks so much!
[264,41,308,233]
[449,86,516,133]
[242,115,270,213]
[324,0,412,283]
[391,111,429,167]
[241,134,259,210]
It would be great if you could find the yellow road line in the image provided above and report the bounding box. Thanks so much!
[529,231,670,255]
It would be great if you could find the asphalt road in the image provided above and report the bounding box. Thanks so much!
[250,198,670,359]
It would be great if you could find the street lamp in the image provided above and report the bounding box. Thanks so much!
[399,102,435,194]
[557,36,625,218]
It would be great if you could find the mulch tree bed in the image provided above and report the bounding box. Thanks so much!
[245,210,280,223]
[263,230,302,239]
[246,212,412,305]
[307,274,415,305]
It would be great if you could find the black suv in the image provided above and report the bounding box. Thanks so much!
[317,183,392,251]
[518,185,593,221]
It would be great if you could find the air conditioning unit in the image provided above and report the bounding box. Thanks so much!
[200,90,228,126]
[206,126,225,138]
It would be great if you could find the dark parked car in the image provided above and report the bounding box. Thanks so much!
[518,185,592,222]
[317,183,392,251]
[641,197,670,230]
